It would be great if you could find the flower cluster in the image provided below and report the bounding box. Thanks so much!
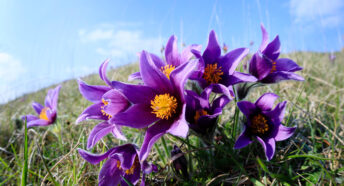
[23,24,303,185]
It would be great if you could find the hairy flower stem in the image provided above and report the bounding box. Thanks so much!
[232,87,239,140]
[161,136,170,162]
[37,138,58,186]
[154,143,166,165]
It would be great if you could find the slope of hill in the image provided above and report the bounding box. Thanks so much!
[0,52,343,185]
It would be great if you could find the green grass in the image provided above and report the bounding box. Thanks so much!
[0,51,343,185]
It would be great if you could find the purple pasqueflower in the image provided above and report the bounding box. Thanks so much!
[111,50,197,161]
[128,35,201,81]
[76,60,130,148]
[191,30,257,97]
[234,93,296,161]
[78,144,157,186]
[22,85,61,128]
[185,85,230,141]
[249,24,304,84]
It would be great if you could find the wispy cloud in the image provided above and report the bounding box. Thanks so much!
[79,24,163,64]
[290,0,343,28]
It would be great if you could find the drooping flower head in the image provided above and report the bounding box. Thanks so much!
[185,85,230,142]
[76,60,130,149]
[234,93,296,160]
[22,85,61,128]
[78,144,157,186]
[128,35,201,81]
[249,24,304,84]
[111,50,197,161]
[191,30,257,98]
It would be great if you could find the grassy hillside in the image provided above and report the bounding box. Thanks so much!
[0,51,343,185]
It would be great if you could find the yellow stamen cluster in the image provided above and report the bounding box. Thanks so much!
[270,61,277,73]
[39,107,50,121]
[203,63,224,84]
[151,93,178,120]
[250,114,269,135]
[116,156,139,175]
[100,99,112,119]
[194,109,209,123]
[161,65,176,80]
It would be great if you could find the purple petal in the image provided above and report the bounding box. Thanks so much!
[262,36,280,61]
[27,119,50,128]
[257,137,275,161]
[224,72,257,85]
[249,53,272,80]
[180,44,202,64]
[78,80,111,103]
[45,85,61,110]
[259,24,269,52]
[78,148,113,164]
[212,95,230,112]
[167,105,189,138]
[274,125,296,142]
[263,101,287,125]
[150,53,166,69]
[220,48,249,75]
[99,59,112,86]
[98,159,122,186]
[122,166,140,186]
[139,120,171,162]
[22,115,38,122]
[262,71,304,84]
[128,71,142,81]
[110,103,158,128]
[275,58,303,72]
[237,101,257,118]
[211,84,234,100]
[140,51,173,93]
[111,81,157,104]
[102,89,130,116]
[255,93,279,111]
[76,103,108,124]
[111,145,138,170]
[45,109,56,123]
[203,30,221,64]
[32,102,44,115]
[165,35,180,66]
[170,59,197,102]
[87,122,120,149]
[234,129,252,149]
[112,124,127,141]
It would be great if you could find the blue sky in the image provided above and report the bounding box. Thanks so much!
[0,0,343,103]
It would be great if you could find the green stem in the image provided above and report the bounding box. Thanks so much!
[161,136,170,159]
[154,143,166,165]
[21,118,28,186]
[232,86,239,140]
[37,138,59,185]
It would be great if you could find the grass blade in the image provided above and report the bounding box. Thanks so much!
[21,118,28,186]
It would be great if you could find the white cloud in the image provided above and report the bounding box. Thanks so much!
[0,53,25,82]
[290,0,343,27]
[78,25,163,64]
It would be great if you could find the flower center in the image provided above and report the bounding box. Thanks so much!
[203,63,224,84]
[151,93,178,120]
[194,109,208,123]
[161,65,176,80]
[116,156,139,175]
[270,61,277,73]
[39,107,50,121]
[250,114,269,135]
[100,99,112,119]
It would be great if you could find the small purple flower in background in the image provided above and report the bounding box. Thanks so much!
[222,43,228,53]
[185,85,230,142]
[22,85,61,128]
[78,144,157,186]
[191,30,257,98]
[234,93,296,161]
[128,35,201,81]
[111,50,197,162]
[249,24,304,84]
[171,145,188,179]
[329,52,336,63]
[77,60,130,149]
